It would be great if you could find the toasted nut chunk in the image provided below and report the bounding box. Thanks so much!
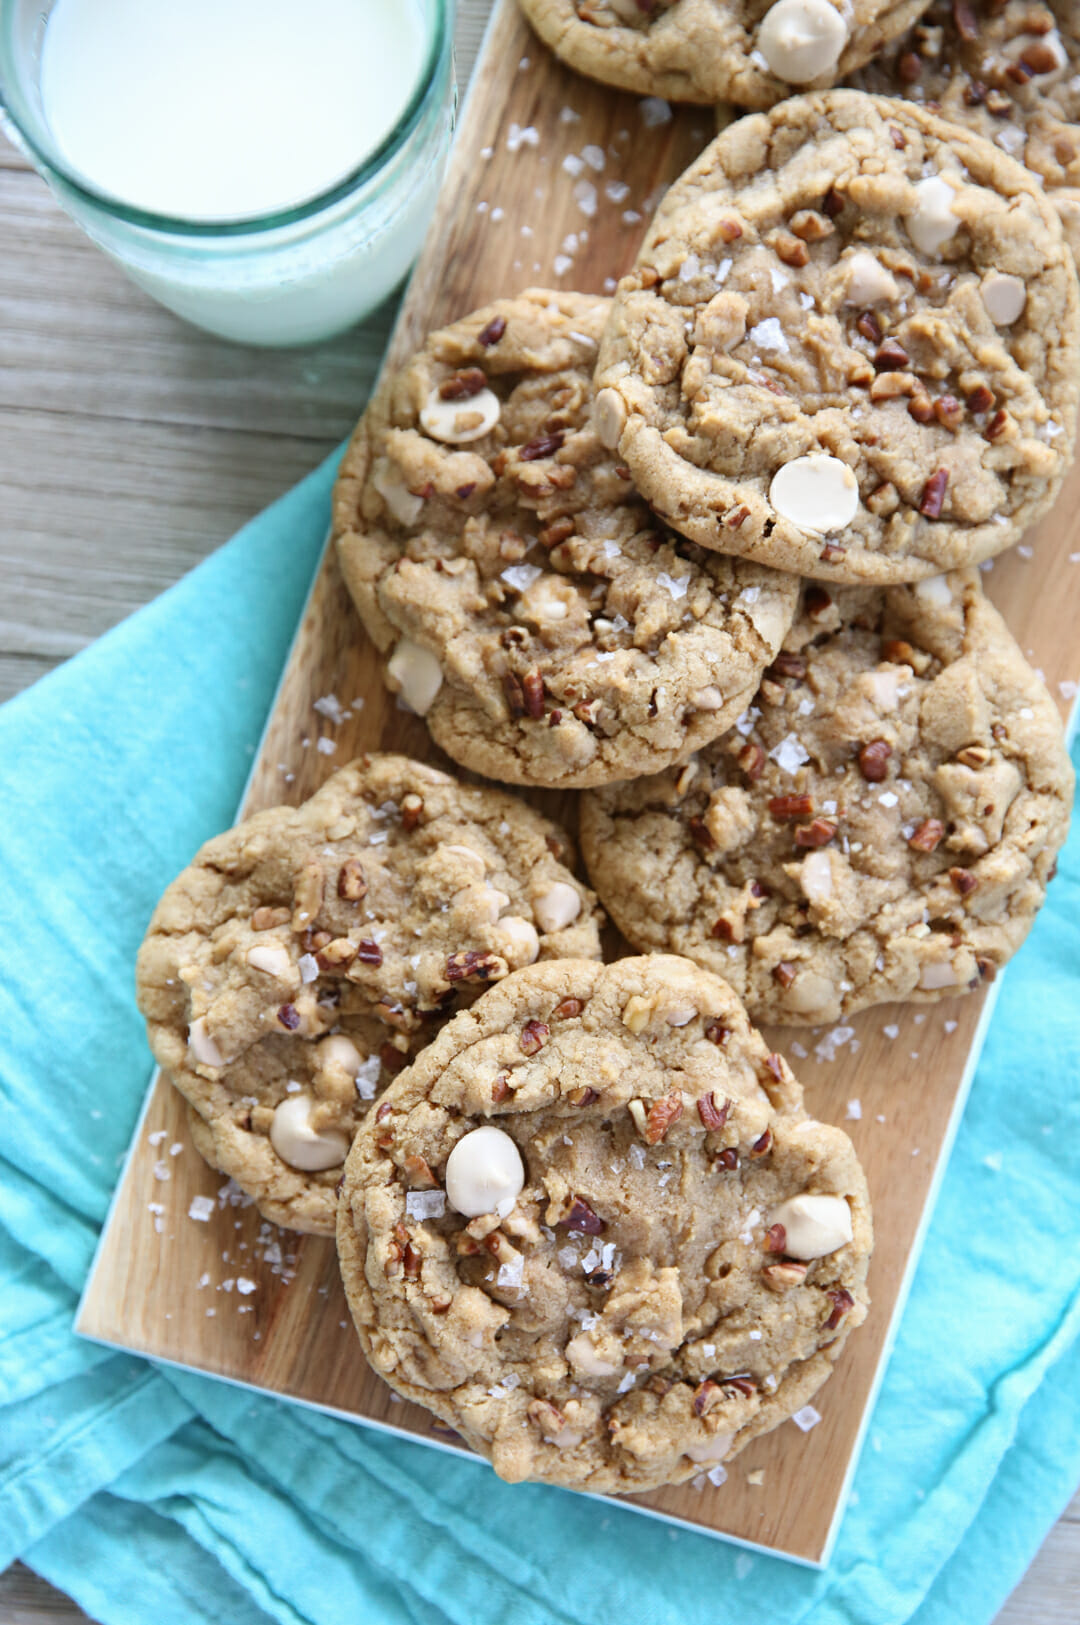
[337,859,367,901]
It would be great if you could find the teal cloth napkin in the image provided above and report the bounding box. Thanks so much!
[2,450,1079,1625]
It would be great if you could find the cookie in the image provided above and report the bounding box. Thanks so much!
[337,955,872,1493]
[333,290,798,788]
[135,755,602,1234]
[593,89,1080,584]
[518,0,931,108]
[581,571,1073,1025]
[851,0,1080,262]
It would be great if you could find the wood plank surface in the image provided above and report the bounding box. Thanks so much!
[2,0,1077,1613]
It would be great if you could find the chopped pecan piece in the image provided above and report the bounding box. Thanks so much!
[438,367,486,400]
[557,1195,605,1235]
[354,940,383,967]
[824,1287,855,1331]
[688,815,716,852]
[965,383,995,414]
[725,504,751,529]
[337,858,367,902]
[520,1019,549,1055]
[380,1042,408,1075]
[819,543,846,564]
[795,819,837,847]
[749,1129,773,1158]
[765,1223,787,1254]
[519,431,564,462]
[402,1242,422,1281]
[644,1093,684,1145]
[527,1399,566,1438]
[949,866,979,896]
[823,187,845,217]
[705,1021,730,1046]
[772,963,797,989]
[522,670,545,720]
[568,1086,598,1106]
[400,793,424,831]
[768,794,814,820]
[803,585,832,619]
[714,1147,739,1170]
[717,217,743,242]
[292,859,324,930]
[276,1003,301,1031]
[985,409,1010,442]
[697,1092,731,1131]
[316,937,359,970]
[919,469,949,518]
[445,949,506,982]
[738,741,766,780]
[538,516,574,548]
[856,311,883,344]
[762,1261,808,1290]
[790,209,832,242]
[251,905,290,931]
[953,0,977,39]
[553,997,584,1019]
[502,670,527,719]
[402,1153,437,1189]
[761,1053,785,1084]
[723,1375,757,1398]
[693,1379,724,1417]
[908,818,945,852]
[956,745,991,768]
[491,1072,512,1104]
[858,738,893,781]
[934,395,964,431]
[874,338,909,371]
[774,232,809,267]
[478,315,507,347]
[769,652,807,680]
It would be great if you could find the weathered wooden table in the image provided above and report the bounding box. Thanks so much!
[0,0,1076,1617]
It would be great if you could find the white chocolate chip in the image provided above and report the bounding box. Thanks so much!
[419,385,501,444]
[757,0,848,83]
[533,881,582,933]
[914,573,952,608]
[659,994,697,1026]
[919,961,960,989]
[247,944,293,979]
[906,176,959,258]
[980,272,1026,327]
[842,251,899,305]
[769,454,859,534]
[692,686,726,711]
[188,1016,226,1068]
[371,457,424,526]
[769,1194,853,1259]
[445,1126,524,1218]
[685,1431,735,1464]
[318,1033,364,1077]
[800,848,834,905]
[565,1332,621,1378]
[518,573,583,625]
[269,1094,349,1172]
[550,1425,584,1449]
[386,637,443,716]
[490,915,540,968]
[593,386,627,449]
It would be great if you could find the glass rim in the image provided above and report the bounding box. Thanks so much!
[0,0,452,237]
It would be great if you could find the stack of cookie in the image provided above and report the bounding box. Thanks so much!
[137,56,1077,1498]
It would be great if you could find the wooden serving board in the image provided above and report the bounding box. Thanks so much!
[76,0,1080,1567]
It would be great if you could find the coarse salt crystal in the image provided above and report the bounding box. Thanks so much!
[298,953,319,983]
[313,693,347,725]
[573,180,598,217]
[237,1277,256,1295]
[406,1190,446,1220]
[189,1195,215,1222]
[846,1099,862,1120]
[562,153,585,176]
[501,562,543,591]
[605,180,630,204]
[498,1258,525,1291]
[355,1055,381,1100]
[153,1160,170,1182]
[316,738,336,755]
[748,317,788,353]
[553,254,573,276]
[883,1023,900,1040]
[148,1129,168,1146]
[582,144,605,172]
[639,96,672,126]
[657,571,691,599]
[617,1371,636,1393]
[792,1405,822,1432]
[707,1464,728,1486]
[944,1020,958,1034]
[769,734,810,774]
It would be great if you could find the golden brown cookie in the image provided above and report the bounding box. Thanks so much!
[580,571,1073,1024]
[333,290,798,788]
[338,955,872,1492]
[851,0,1080,262]
[518,0,931,108]
[135,755,602,1233]
[594,90,1080,583]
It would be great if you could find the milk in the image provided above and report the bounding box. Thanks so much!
[41,0,426,219]
[32,0,452,344]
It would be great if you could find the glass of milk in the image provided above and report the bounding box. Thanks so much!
[0,0,455,345]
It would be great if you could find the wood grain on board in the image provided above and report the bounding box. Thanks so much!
[76,0,1080,1566]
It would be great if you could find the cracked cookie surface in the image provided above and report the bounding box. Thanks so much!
[135,755,601,1234]
[333,290,798,788]
[594,89,1080,584]
[851,0,1080,262]
[337,954,871,1493]
[518,0,930,108]
[581,571,1073,1025]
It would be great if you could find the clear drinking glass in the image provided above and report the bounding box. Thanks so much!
[0,0,455,346]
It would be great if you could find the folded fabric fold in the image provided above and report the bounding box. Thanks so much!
[1,447,1078,1625]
